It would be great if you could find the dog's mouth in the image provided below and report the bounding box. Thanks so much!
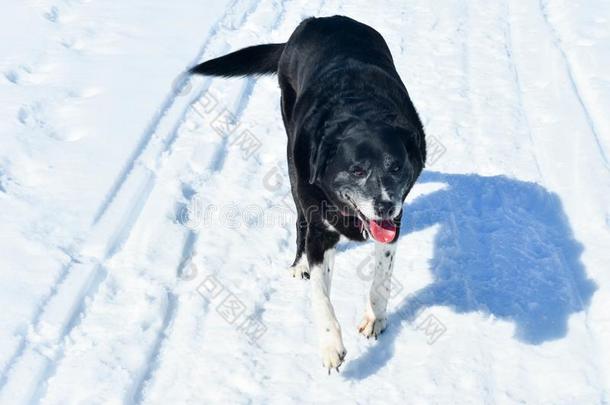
[344,196,398,244]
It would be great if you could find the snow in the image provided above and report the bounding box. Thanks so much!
[1,0,609,403]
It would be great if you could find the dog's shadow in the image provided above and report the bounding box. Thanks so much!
[343,171,597,379]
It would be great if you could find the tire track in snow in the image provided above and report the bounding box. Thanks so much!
[533,6,608,393]
[92,0,262,224]
[538,0,610,173]
[496,1,607,400]
[35,0,281,401]
[127,39,259,405]
[0,258,74,390]
[129,291,178,405]
[38,15,266,405]
[28,173,157,403]
[532,0,608,311]
[410,2,509,398]
[129,2,294,401]
[0,1,262,402]
[502,0,545,183]
[0,169,155,403]
[207,0,288,174]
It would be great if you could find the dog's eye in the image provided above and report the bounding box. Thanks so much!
[390,164,401,173]
[351,166,366,177]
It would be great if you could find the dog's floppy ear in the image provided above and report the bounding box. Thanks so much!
[308,138,330,184]
[308,119,344,184]
[395,126,426,171]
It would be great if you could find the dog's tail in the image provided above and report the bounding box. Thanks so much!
[189,43,285,78]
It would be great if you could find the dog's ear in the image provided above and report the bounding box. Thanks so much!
[395,126,426,171]
[308,119,344,184]
[308,138,329,184]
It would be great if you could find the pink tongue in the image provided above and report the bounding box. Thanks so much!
[369,220,397,243]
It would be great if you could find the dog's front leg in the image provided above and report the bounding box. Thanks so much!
[359,241,397,339]
[307,225,345,372]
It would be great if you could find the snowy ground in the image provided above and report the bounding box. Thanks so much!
[1,0,610,403]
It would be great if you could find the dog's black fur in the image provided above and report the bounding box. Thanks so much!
[190,15,426,273]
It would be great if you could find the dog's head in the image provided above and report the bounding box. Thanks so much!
[309,120,425,242]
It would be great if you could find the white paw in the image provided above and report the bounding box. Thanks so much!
[320,326,347,372]
[358,315,387,339]
[289,257,309,279]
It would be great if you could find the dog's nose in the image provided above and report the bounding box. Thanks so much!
[374,201,395,218]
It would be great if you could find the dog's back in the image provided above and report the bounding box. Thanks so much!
[188,16,396,83]
[279,16,397,87]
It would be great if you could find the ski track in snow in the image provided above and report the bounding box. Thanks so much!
[90,0,261,224]
[42,0,300,402]
[128,2,292,402]
[538,0,610,173]
[1,0,610,403]
[1,0,265,402]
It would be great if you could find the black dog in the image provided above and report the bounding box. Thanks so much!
[190,15,426,372]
